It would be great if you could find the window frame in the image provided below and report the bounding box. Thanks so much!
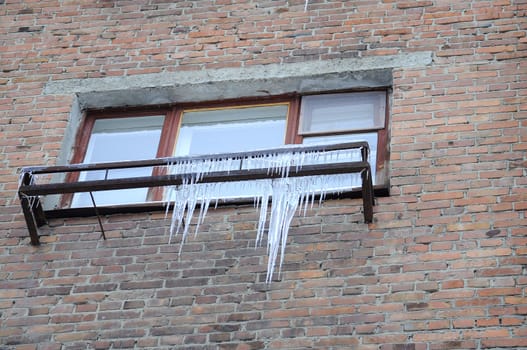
[64,106,175,206]
[173,96,300,154]
[295,90,390,179]
[67,90,389,207]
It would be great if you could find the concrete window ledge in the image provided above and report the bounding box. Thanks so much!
[44,52,433,109]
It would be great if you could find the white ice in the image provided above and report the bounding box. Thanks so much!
[164,147,365,282]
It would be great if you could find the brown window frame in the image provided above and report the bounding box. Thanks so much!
[294,90,390,184]
[67,90,389,207]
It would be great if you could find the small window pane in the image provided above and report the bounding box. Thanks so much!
[299,91,386,134]
[174,104,288,156]
[72,116,164,207]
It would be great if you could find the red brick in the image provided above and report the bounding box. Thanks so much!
[479,288,522,297]
[413,331,459,342]
[482,338,527,348]
[2,1,526,349]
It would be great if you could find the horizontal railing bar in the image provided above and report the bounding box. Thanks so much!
[19,161,370,196]
[21,141,369,175]
[44,188,387,219]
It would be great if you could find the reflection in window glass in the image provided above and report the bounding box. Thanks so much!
[72,116,164,207]
[174,104,288,156]
[171,104,288,199]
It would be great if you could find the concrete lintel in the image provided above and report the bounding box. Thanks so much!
[44,52,432,109]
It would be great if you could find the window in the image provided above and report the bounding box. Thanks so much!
[69,91,388,207]
[71,116,165,207]
[300,91,388,185]
[174,104,289,156]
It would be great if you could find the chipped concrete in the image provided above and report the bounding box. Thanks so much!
[44,52,433,109]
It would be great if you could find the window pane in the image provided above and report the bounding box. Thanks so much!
[171,104,288,199]
[174,105,288,156]
[72,116,164,207]
[300,91,386,134]
[303,132,378,187]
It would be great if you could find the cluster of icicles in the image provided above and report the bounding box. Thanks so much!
[164,148,363,283]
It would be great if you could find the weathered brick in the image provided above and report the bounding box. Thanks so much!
[119,280,163,290]
[1,1,526,349]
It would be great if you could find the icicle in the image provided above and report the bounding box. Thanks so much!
[284,152,292,178]
[253,191,260,209]
[319,178,327,206]
[255,185,271,248]
[164,186,173,218]
[265,180,284,282]
[277,195,297,279]
[181,191,198,247]
[168,185,186,244]
[263,177,314,283]
[267,153,274,175]
[194,184,209,236]
[295,152,301,172]
[163,145,368,283]
[280,153,286,177]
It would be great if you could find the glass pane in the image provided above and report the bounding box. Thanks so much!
[174,105,288,156]
[303,132,378,187]
[72,116,165,207]
[170,104,288,199]
[300,91,386,134]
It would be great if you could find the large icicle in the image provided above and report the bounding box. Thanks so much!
[164,146,365,282]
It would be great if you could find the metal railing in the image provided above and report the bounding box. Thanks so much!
[18,142,374,245]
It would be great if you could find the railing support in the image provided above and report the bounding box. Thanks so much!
[18,172,46,245]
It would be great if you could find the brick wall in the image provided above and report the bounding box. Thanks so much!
[1,1,526,349]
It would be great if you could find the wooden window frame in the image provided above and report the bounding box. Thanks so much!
[67,90,389,207]
[63,106,174,206]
